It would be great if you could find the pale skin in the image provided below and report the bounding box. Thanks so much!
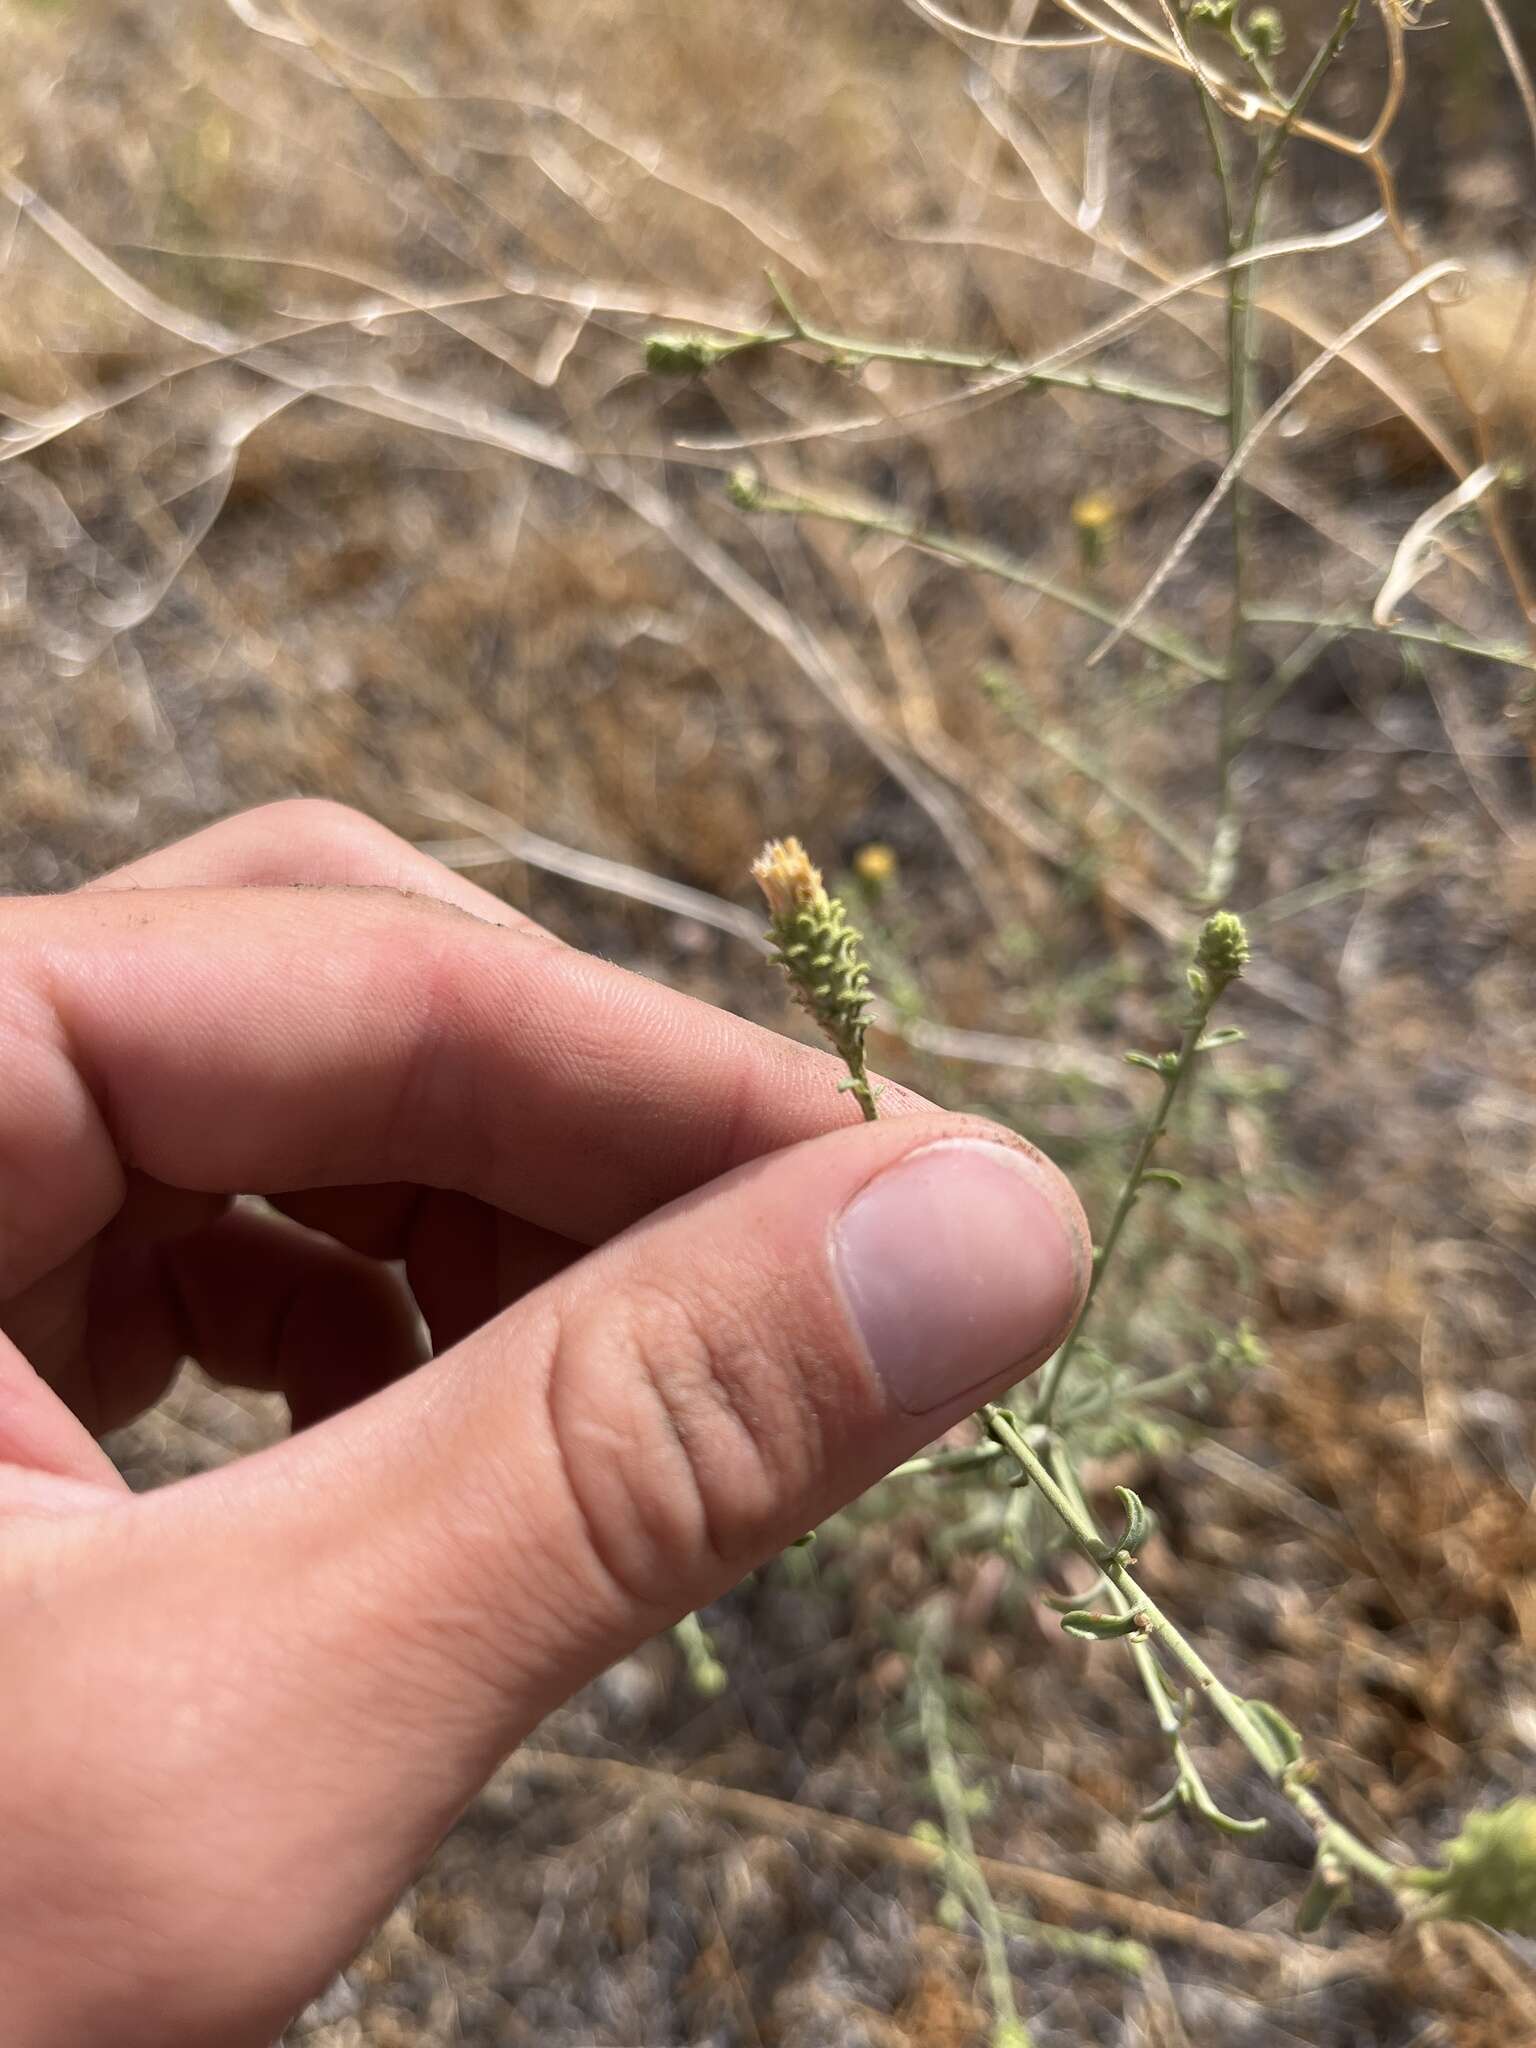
[0,801,1088,2047]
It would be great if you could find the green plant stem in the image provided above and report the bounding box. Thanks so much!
[739,480,1227,681]
[843,1046,880,1123]
[741,291,1226,419]
[1031,989,1219,1426]
[1049,1446,1261,1835]
[1195,0,1364,901]
[889,1440,1010,1480]
[1236,622,1342,736]
[916,1649,1036,2048]
[1242,605,1536,673]
[987,1409,1265,1755]
[1248,852,1433,931]
[890,1355,1215,1481]
[984,1407,1413,1894]
[1056,1359,1212,1433]
[993,1909,1148,1979]
[671,1610,727,1697]
[1186,66,1246,906]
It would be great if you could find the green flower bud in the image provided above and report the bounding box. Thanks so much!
[690,1655,727,1697]
[1194,910,1251,996]
[752,838,872,1074]
[1244,6,1285,56]
[1418,1800,1536,1935]
[727,466,767,512]
[644,333,725,376]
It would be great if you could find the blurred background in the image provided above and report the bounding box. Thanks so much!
[5,1,1536,2041]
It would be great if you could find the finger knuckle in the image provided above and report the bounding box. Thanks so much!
[545,1270,826,1608]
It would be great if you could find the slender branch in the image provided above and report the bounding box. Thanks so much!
[671,1611,727,1697]
[1088,260,1466,669]
[744,283,1228,419]
[1237,622,1342,735]
[732,476,1228,681]
[1049,1446,1264,1836]
[1031,979,1222,1425]
[984,1408,1417,1895]
[1242,605,1536,674]
[916,1648,1036,2047]
[993,1907,1148,1977]
[890,1440,1010,1480]
[1247,852,1434,931]
[1199,0,1365,900]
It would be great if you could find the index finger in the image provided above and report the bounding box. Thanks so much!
[1,884,930,1298]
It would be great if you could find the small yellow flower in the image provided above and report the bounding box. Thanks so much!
[1071,492,1116,535]
[853,841,898,888]
[1071,493,1118,573]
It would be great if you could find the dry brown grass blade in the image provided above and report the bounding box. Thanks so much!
[1470,0,1536,421]
[493,1749,1376,1984]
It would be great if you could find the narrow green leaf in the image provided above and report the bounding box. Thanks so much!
[1060,1608,1146,1641]
[1186,1772,1267,1837]
[1244,1698,1305,1769]
[1138,1782,1182,1824]
[1041,1580,1108,1613]
[1113,1485,1153,1557]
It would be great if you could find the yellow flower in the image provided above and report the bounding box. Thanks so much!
[1071,493,1118,573]
[1071,492,1116,535]
[853,842,898,887]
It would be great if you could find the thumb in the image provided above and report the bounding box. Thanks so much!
[305,1110,1088,1730]
[11,1113,1085,2041]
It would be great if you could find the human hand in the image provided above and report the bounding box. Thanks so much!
[0,801,1087,2047]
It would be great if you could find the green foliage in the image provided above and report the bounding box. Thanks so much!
[1411,1801,1536,1936]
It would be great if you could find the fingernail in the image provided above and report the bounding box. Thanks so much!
[832,1139,1084,1416]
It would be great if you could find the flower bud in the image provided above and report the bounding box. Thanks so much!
[645,333,724,376]
[1244,6,1285,57]
[1417,1800,1536,1935]
[1071,491,1117,573]
[1194,910,1250,996]
[727,467,767,511]
[752,837,873,1080]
